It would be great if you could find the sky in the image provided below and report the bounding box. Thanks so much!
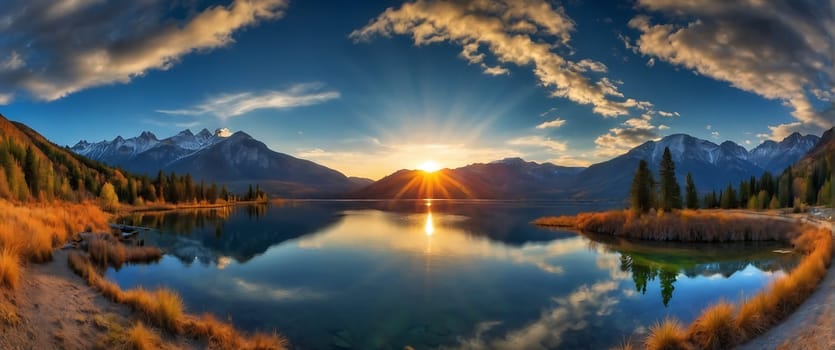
[0,0,832,180]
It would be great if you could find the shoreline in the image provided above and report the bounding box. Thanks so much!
[535,209,833,349]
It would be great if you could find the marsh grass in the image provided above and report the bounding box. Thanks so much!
[0,247,20,290]
[123,322,162,350]
[644,317,688,350]
[535,210,799,242]
[87,237,162,268]
[686,301,737,349]
[68,251,288,349]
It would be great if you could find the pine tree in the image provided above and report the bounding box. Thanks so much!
[658,147,682,211]
[684,172,699,209]
[778,167,793,208]
[630,160,653,213]
[23,146,39,197]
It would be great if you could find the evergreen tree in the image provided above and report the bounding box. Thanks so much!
[23,145,39,197]
[719,183,737,209]
[629,160,653,213]
[684,172,699,209]
[658,147,682,211]
[777,167,793,208]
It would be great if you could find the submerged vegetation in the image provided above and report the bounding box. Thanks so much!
[68,250,287,350]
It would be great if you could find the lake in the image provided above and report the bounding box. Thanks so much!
[110,201,799,349]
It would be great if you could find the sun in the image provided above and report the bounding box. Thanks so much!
[417,161,441,173]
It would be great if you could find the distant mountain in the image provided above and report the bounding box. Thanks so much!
[748,132,820,173]
[354,157,584,199]
[571,133,819,200]
[71,129,363,198]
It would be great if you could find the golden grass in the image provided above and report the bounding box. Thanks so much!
[644,317,688,350]
[0,199,109,269]
[686,301,737,349]
[68,251,288,349]
[0,247,20,290]
[535,210,800,242]
[87,237,163,268]
[639,226,833,349]
[122,322,162,350]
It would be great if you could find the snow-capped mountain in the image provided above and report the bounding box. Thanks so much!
[570,132,818,200]
[748,132,820,173]
[70,129,365,197]
[71,128,230,166]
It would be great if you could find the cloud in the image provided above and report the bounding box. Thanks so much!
[706,125,712,130]
[595,114,662,157]
[0,0,288,103]
[628,0,835,139]
[157,83,340,119]
[507,136,567,152]
[711,131,720,139]
[657,110,679,117]
[351,0,652,117]
[535,118,566,129]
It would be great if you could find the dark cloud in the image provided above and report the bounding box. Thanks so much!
[0,0,288,103]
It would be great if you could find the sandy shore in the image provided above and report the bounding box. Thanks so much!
[0,249,196,349]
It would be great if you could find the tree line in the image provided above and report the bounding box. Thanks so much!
[0,133,267,207]
[630,147,833,213]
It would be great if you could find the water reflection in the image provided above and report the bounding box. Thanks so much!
[110,202,800,349]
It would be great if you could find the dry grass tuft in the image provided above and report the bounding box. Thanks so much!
[122,321,162,350]
[0,247,21,290]
[644,317,688,350]
[687,301,738,349]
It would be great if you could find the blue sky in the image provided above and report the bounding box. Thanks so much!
[0,0,832,179]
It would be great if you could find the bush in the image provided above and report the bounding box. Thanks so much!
[644,317,688,350]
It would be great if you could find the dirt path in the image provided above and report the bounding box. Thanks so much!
[738,217,834,350]
[0,249,195,349]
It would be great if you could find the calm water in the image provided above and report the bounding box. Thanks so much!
[110,201,799,349]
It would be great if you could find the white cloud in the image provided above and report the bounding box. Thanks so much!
[0,0,288,102]
[507,136,567,152]
[706,125,712,130]
[711,131,720,139]
[351,0,652,117]
[157,83,340,119]
[657,110,679,117]
[629,0,835,139]
[658,124,670,130]
[535,118,566,129]
[595,114,662,157]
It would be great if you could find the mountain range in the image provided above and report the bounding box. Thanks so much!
[71,127,827,201]
[358,132,823,200]
[71,128,370,197]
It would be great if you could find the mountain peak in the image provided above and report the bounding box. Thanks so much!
[177,129,194,137]
[139,131,157,140]
[196,128,212,138]
[215,128,233,138]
